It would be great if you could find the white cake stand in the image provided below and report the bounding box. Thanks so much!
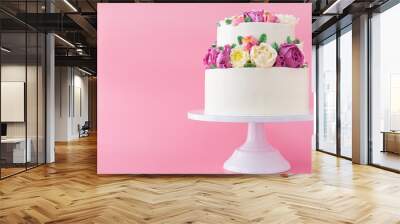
[188,110,312,174]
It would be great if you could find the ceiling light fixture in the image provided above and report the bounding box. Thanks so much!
[78,67,93,76]
[63,0,78,12]
[54,34,75,48]
[1,47,11,53]
[322,0,343,14]
[322,0,355,15]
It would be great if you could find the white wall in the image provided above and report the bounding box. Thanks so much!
[71,73,89,138]
[1,65,41,137]
[55,67,89,141]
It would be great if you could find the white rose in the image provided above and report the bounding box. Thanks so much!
[276,14,299,25]
[230,47,250,68]
[250,43,277,68]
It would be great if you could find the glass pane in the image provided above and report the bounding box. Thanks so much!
[371,4,400,171]
[1,31,27,177]
[340,29,352,158]
[318,37,337,154]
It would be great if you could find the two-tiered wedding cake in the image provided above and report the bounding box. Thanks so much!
[203,9,309,116]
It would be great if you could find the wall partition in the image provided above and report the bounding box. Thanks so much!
[0,1,47,179]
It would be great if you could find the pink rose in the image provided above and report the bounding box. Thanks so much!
[275,43,304,68]
[244,9,264,22]
[266,14,279,23]
[216,45,232,68]
[232,15,244,26]
[242,36,259,51]
[203,47,219,69]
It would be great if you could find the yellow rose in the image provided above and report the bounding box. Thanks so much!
[230,47,250,68]
[250,43,277,68]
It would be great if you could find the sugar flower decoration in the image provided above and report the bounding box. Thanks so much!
[275,43,304,68]
[250,43,277,68]
[265,12,279,23]
[244,9,265,22]
[230,47,250,68]
[216,45,232,68]
[203,47,219,68]
[275,14,299,25]
[232,15,244,26]
[241,36,259,51]
[203,47,219,69]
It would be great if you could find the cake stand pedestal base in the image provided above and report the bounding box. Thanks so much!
[223,122,290,174]
[187,110,312,174]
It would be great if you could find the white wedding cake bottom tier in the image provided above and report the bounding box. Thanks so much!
[204,67,309,116]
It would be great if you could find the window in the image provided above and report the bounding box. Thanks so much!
[317,36,337,154]
[371,3,400,171]
[339,28,352,158]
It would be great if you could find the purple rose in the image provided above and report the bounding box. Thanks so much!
[203,47,219,68]
[216,45,232,68]
[274,55,286,67]
[275,43,304,68]
[244,9,265,22]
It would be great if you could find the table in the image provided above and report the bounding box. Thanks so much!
[1,138,32,164]
[381,131,400,154]
[188,110,313,174]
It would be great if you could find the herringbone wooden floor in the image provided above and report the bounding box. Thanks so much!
[1,134,400,224]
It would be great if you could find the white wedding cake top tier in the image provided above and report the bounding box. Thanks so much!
[217,22,295,47]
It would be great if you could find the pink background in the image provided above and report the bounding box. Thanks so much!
[97,3,313,174]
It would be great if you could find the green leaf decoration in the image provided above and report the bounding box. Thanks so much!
[237,36,243,45]
[272,42,279,52]
[259,33,267,43]
[244,62,256,67]
[210,64,217,69]
[286,36,292,44]
[244,17,252,22]
[225,19,232,25]
[293,38,300,44]
[231,43,237,49]
[218,46,224,51]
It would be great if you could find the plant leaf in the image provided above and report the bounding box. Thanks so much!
[272,42,279,52]
[244,17,252,22]
[231,43,237,49]
[237,36,243,45]
[259,33,267,43]
[244,62,256,67]
[225,19,232,25]
[286,36,292,44]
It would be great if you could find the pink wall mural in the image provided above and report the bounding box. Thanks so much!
[97,3,313,174]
